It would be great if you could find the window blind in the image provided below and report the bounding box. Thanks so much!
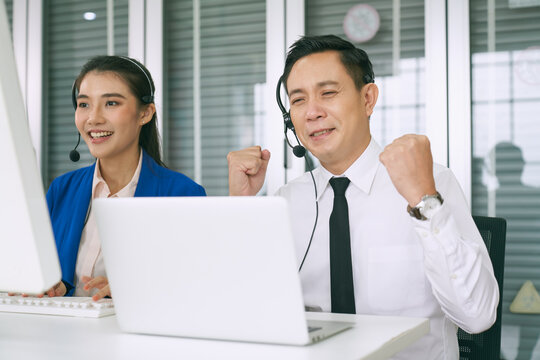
[306,0,424,76]
[470,0,540,358]
[471,0,540,53]
[44,0,128,187]
[114,0,128,56]
[305,0,425,146]
[165,0,266,195]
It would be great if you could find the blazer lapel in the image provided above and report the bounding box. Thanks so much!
[134,150,159,197]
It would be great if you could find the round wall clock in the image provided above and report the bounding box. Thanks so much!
[343,4,380,43]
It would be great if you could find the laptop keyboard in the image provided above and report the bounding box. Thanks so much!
[0,293,115,318]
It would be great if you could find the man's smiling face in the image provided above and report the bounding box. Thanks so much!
[287,50,375,174]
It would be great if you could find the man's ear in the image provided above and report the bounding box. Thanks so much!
[140,103,156,125]
[363,83,379,117]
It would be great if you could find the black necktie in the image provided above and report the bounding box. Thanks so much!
[329,177,356,314]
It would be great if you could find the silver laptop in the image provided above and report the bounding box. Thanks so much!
[94,196,352,345]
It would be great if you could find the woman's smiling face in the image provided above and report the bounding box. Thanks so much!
[75,71,145,163]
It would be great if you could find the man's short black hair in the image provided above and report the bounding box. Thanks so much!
[282,35,375,91]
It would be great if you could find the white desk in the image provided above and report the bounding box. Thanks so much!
[0,311,428,360]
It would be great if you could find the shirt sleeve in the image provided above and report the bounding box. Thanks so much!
[412,167,499,334]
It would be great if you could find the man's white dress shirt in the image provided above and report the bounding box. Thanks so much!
[276,139,498,360]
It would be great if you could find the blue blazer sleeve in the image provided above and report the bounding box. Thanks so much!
[46,164,94,295]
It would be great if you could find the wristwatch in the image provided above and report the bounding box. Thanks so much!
[407,192,444,220]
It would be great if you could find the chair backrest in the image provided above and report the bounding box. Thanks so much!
[458,216,507,360]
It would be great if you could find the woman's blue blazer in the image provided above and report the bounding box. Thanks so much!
[46,150,206,294]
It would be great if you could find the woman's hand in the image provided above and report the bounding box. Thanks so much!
[82,276,111,301]
[8,281,66,298]
[46,281,67,297]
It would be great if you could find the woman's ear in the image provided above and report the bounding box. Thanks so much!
[140,103,156,125]
[363,83,379,117]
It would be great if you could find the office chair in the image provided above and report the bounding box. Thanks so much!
[458,216,507,360]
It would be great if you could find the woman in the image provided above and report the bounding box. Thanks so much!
[46,56,205,301]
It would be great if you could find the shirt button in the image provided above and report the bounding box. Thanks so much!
[422,232,428,238]
[433,227,440,235]
[450,274,457,280]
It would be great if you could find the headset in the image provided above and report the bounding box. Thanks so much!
[276,71,374,272]
[69,56,155,162]
[276,75,318,272]
[276,75,307,158]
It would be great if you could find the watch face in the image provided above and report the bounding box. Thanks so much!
[420,197,442,219]
[421,198,436,211]
[343,4,380,43]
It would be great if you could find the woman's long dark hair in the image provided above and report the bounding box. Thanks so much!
[73,55,164,166]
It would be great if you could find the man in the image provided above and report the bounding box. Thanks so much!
[227,35,498,359]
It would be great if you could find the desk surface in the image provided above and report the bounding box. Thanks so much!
[0,311,428,360]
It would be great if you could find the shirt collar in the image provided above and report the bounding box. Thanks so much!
[314,138,382,200]
[92,149,143,198]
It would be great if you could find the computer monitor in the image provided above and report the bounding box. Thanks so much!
[0,1,61,294]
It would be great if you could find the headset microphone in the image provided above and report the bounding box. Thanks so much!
[276,76,306,158]
[292,141,306,158]
[69,133,81,162]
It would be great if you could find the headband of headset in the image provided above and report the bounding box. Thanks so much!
[71,56,154,110]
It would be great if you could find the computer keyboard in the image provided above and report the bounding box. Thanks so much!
[0,293,115,318]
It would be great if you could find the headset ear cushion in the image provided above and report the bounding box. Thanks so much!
[141,95,154,104]
[363,74,374,84]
